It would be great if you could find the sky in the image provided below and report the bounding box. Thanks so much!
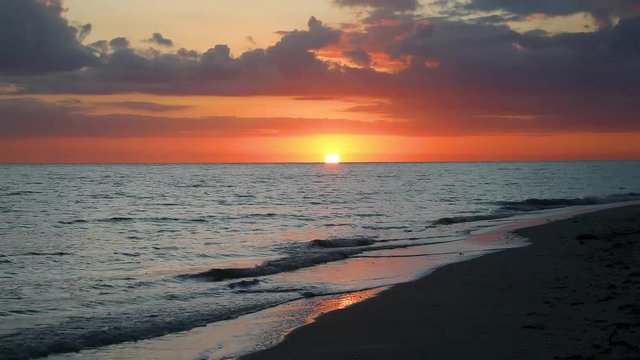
[1,0,639,163]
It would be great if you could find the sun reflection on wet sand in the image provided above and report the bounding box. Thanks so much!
[303,289,382,325]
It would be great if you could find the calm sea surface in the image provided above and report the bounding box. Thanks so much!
[1,162,639,359]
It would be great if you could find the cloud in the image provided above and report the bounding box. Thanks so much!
[98,101,192,112]
[0,2,639,140]
[145,33,173,47]
[108,37,130,50]
[9,16,348,95]
[343,49,372,66]
[7,13,640,97]
[466,0,640,26]
[343,89,640,136]
[77,23,92,41]
[385,16,640,93]
[2,93,639,141]
[7,14,640,121]
[0,98,396,138]
[0,0,98,74]
[333,0,419,12]
[265,16,341,74]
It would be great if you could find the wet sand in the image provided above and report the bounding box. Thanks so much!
[244,205,640,360]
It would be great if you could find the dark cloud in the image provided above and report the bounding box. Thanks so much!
[343,49,372,66]
[7,14,640,99]
[265,16,341,74]
[89,40,109,55]
[0,98,393,138]
[99,101,192,112]
[466,0,640,26]
[109,37,130,51]
[145,33,173,47]
[6,13,639,123]
[2,90,639,140]
[177,48,199,59]
[343,12,419,55]
[77,24,92,41]
[386,16,640,94]
[343,89,640,136]
[333,0,419,12]
[0,0,98,74]
[8,16,347,94]
[294,96,339,101]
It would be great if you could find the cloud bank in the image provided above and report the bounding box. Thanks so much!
[0,0,638,147]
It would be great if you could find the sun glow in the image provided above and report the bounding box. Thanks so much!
[324,153,341,164]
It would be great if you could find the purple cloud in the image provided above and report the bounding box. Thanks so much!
[0,0,98,74]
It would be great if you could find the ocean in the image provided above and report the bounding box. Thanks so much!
[1,161,639,359]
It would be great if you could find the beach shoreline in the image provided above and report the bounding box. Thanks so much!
[243,204,640,360]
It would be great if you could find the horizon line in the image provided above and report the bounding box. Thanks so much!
[1,159,639,165]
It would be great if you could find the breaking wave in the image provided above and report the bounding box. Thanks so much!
[0,300,288,360]
[429,193,640,227]
[433,214,513,226]
[497,192,640,212]
[181,236,461,283]
[309,236,376,248]
[181,250,358,282]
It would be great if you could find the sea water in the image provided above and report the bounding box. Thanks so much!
[1,161,639,359]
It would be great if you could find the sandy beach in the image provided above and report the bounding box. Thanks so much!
[244,205,640,360]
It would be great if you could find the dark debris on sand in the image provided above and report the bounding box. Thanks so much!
[543,210,640,360]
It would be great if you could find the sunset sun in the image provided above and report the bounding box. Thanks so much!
[324,153,341,164]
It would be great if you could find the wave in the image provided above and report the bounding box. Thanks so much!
[58,216,208,225]
[181,236,461,283]
[7,309,41,315]
[100,217,135,223]
[115,252,142,258]
[57,213,314,225]
[8,252,73,257]
[1,190,42,197]
[181,250,357,282]
[430,193,640,226]
[152,246,180,251]
[0,282,389,360]
[362,224,410,230]
[496,192,640,212]
[228,279,261,289]
[323,223,354,227]
[59,217,135,224]
[354,248,501,259]
[58,219,88,225]
[309,236,375,248]
[177,192,640,284]
[433,214,513,226]
[0,300,288,360]
[153,202,182,206]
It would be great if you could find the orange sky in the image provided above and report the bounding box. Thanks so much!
[3,133,640,163]
[1,0,639,163]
